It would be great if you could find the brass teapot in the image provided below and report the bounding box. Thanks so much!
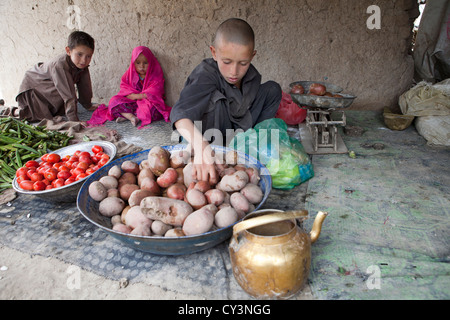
[229,209,328,299]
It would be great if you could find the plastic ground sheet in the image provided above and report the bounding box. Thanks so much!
[304,111,450,299]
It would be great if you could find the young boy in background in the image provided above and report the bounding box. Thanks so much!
[170,18,281,184]
[13,31,96,122]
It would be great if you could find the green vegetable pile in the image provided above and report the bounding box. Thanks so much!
[0,117,73,192]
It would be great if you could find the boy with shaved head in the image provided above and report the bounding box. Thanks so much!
[170,18,281,184]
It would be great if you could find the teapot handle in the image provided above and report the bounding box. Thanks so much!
[232,210,309,237]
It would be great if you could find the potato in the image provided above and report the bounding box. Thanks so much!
[140,197,194,226]
[137,168,155,186]
[214,207,238,228]
[119,183,140,201]
[182,206,215,236]
[245,166,260,185]
[140,177,161,195]
[216,170,249,192]
[170,150,189,169]
[112,223,132,234]
[164,228,185,237]
[121,160,140,175]
[194,181,211,193]
[107,188,119,198]
[118,172,137,188]
[124,206,152,229]
[166,183,186,200]
[182,162,195,188]
[99,175,118,190]
[186,188,207,210]
[88,181,107,201]
[108,165,122,179]
[139,159,150,170]
[148,146,170,176]
[204,189,225,206]
[151,220,173,236]
[111,214,122,226]
[230,192,251,213]
[121,205,131,224]
[240,183,264,204]
[156,167,178,188]
[219,166,236,178]
[99,197,126,217]
[130,225,152,236]
[128,189,155,207]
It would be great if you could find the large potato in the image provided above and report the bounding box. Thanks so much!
[99,176,118,190]
[148,146,170,176]
[214,207,238,228]
[185,188,207,210]
[140,197,194,226]
[216,170,249,192]
[165,183,186,200]
[128,189,155,207]
[140,177,161,195]
[108,165,122,179]
[182,206,215,236]
[240,183,264,204]
[124,206,152,229]
[88,181,107,201]
[137,168,155,186]
[151,220,173,236]
[156,167,178,188]
[99,197,126,217]
[230,192,251,213]
[204,189,225,206]
[119,183,140,201]
[121,160,140,175]
[118,172,137,188]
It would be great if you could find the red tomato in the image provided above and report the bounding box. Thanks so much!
[69,155,79,162]
[16,167,28,177]
[79,151,90,158]
[40,154,49,162]
[90,155,100,164]
[77,162,90,171]
[61,155,71,162]
[45,185,53,190]
[64,178,76,185]
[16,175,29,184]
[74,150,81,157]
[75,173,88,181]
[70,161,80,169]
[72,167,85,177]
[57,171,72,180]
[33,181,47,191]
[19,180,34,191]
[25,160,39,168]
[78,155,92,165]
[30,172,43,182]
[44,168,58,181]
[42,178,51,186]
[26,168,37,179]
[46,153,61,163]
[92,145,103,154]
[98,157,109,167]
[52,178,65,188]
[85,168,95,175]
[58,165,70,172]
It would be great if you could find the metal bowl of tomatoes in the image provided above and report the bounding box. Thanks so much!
[12,141,117,203]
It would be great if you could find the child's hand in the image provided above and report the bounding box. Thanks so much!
[192,144,219,185]
[126,93,147,100]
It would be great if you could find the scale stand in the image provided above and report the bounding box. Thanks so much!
[298,108,348,155]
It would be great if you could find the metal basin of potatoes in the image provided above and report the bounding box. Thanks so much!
[76,144,272,255]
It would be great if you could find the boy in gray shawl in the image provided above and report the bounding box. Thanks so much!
[170,18,281,185]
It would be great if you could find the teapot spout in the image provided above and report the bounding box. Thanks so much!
[309,211,328,243]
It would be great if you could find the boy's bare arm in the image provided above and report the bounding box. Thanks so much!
[174,118,218,185]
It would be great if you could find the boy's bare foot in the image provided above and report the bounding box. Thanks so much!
[130,116,140,127]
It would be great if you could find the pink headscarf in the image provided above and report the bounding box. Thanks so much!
[87,46,171,128]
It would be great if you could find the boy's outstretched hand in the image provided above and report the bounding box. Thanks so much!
[192,143,219,186]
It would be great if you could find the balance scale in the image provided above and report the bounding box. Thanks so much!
[289,81,356,155]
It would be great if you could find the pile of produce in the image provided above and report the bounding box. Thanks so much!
[15,145,110,192]
[291,83,343,98]
[88,146,265,237]
[0,117,73,192]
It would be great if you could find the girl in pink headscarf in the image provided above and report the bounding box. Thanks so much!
[87,46,171,128]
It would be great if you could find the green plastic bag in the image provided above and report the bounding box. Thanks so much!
[229,118,314,189]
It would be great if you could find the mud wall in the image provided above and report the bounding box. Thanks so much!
[0,0,419,110]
